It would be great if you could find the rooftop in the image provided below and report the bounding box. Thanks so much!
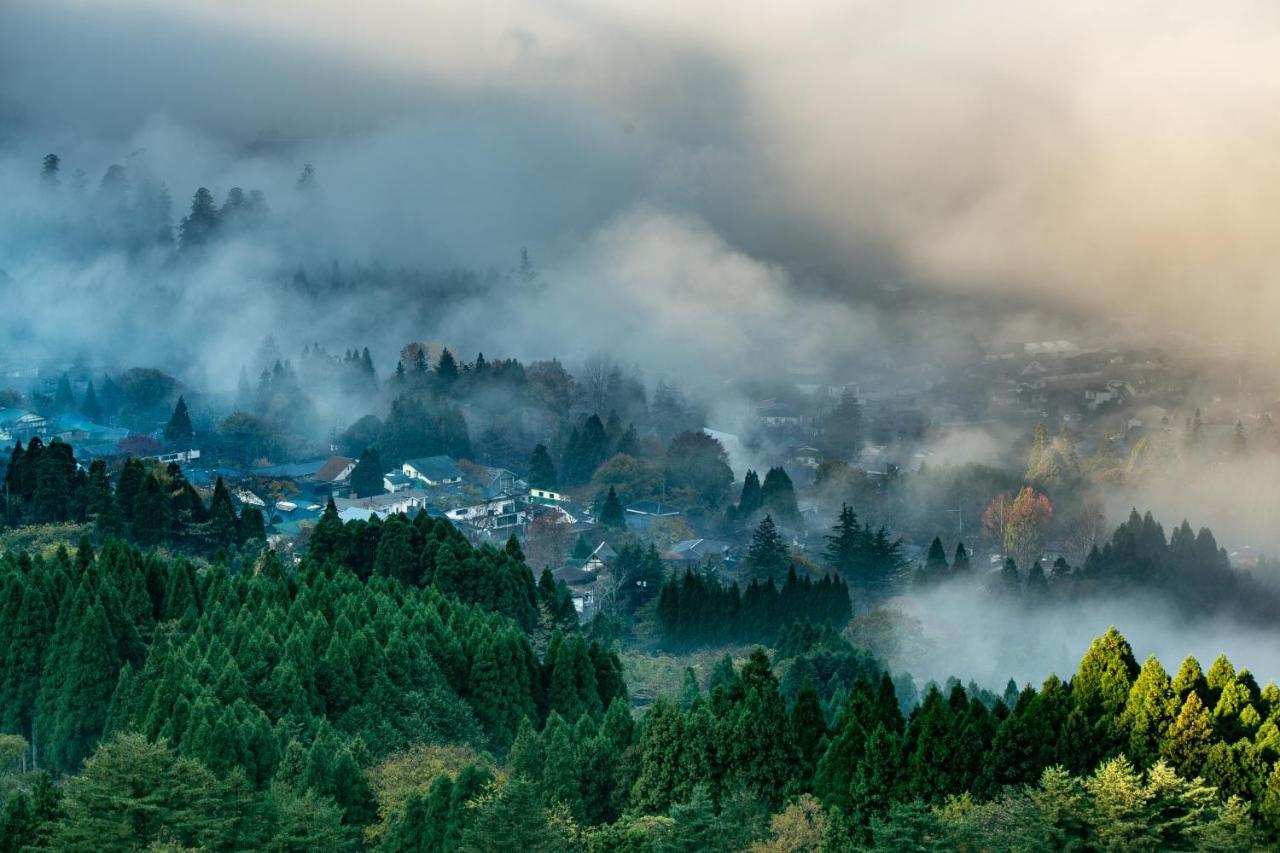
[404,455,463,481]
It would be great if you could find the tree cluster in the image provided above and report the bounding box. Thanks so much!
[656,569,851,650]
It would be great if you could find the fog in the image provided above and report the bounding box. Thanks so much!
[876,581,1280,692]
[9,1,1280,372]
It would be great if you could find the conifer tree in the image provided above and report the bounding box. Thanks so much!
[208,478,240,548]
[600,486,626,530]
[308,499,342,562]
[53,373,75,413]
[1123,656,1178,768]
[131,474,172,547]
[115,459,145,526]
[849,723,904,836]
[745,515,789,582]
[239,507,266,542]
[35,597,122,769]
[435,348,459,387]
[41,153,60,185]
[527,444,558,491]
[790,678,826,784]
[760,467,799,523]
[349,446,384,498]
[163,396,195,445]
[923,537,948,583]
[179,188,219,251]
[738,469,763,518]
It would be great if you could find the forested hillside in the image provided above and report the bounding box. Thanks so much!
[2,518,1280,850]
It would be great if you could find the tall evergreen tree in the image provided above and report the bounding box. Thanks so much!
[435,348,459,387]
[81,380,102,422]
[600,487,626,530]
[527,444,558,491]
[163,396,195,445]
[349,447,384,498]
[760,467,799,523]
[738,469,763,518]
[744,515,789,582]
[208,477,240,548]
[178,188,219,251]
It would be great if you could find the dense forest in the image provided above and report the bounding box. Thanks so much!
[2,511,1280,850]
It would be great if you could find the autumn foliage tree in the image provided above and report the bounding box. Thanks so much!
[983,488,1053,568]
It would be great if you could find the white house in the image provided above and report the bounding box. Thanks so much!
[402,456,463,486]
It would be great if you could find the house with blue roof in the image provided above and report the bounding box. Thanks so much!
[402,456,463,486]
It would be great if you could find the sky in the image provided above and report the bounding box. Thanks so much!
[6,0,1280,361]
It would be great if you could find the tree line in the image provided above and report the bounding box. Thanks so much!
[2,440,264,551]
[656,568,852,650]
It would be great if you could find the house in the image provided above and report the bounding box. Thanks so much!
[0,410,49,442]
[253,458,330,480]
[1083,380,1134,411]
[565,541,618,573]
[624,500,682,531]
[312,455,356,485]
[444,493,530,533]
[663,538,733,566]
[756,399,801,427]
[402,456,463,486]
[789,446,822,469]
[529,501,584,526]
[383,471,414,493]
[334,488,431,519]
[552,564,600,620]
[466,466,528,499]
[50,413,129,445]
[233,488,267,508]
[147,449,201,465]
[528,487,566,506]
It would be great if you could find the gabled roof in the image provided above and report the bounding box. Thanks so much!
[625,500,681,517]
[554,564,599,586]
[313,456,355,482]
[404,455,462,481]
[666,538,731,560]
[590,541,618,560]
[253,458,328,479]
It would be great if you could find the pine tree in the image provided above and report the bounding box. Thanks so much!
[41,153,60,185]
[374,515,417,586]
[745,515,789,582]
[849,723,904,835]
[1072,627,1140,766]
[600,486,626,530]
[760,467,799,523]
[208,478,240,548]
[1123,656,1178,768]
[790,678,826,785]
[36,597,123,769]
[308,499,343,563]
[131,474,172,547]
[922,537,948,583]
[738,469,763,518]
[179,188,219,251]
[350,446,384,498]
[527,444,558,491]
[53,374,75,413]
[163,396,195,445]
[240,507,266,542]
[435,348,459,388]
